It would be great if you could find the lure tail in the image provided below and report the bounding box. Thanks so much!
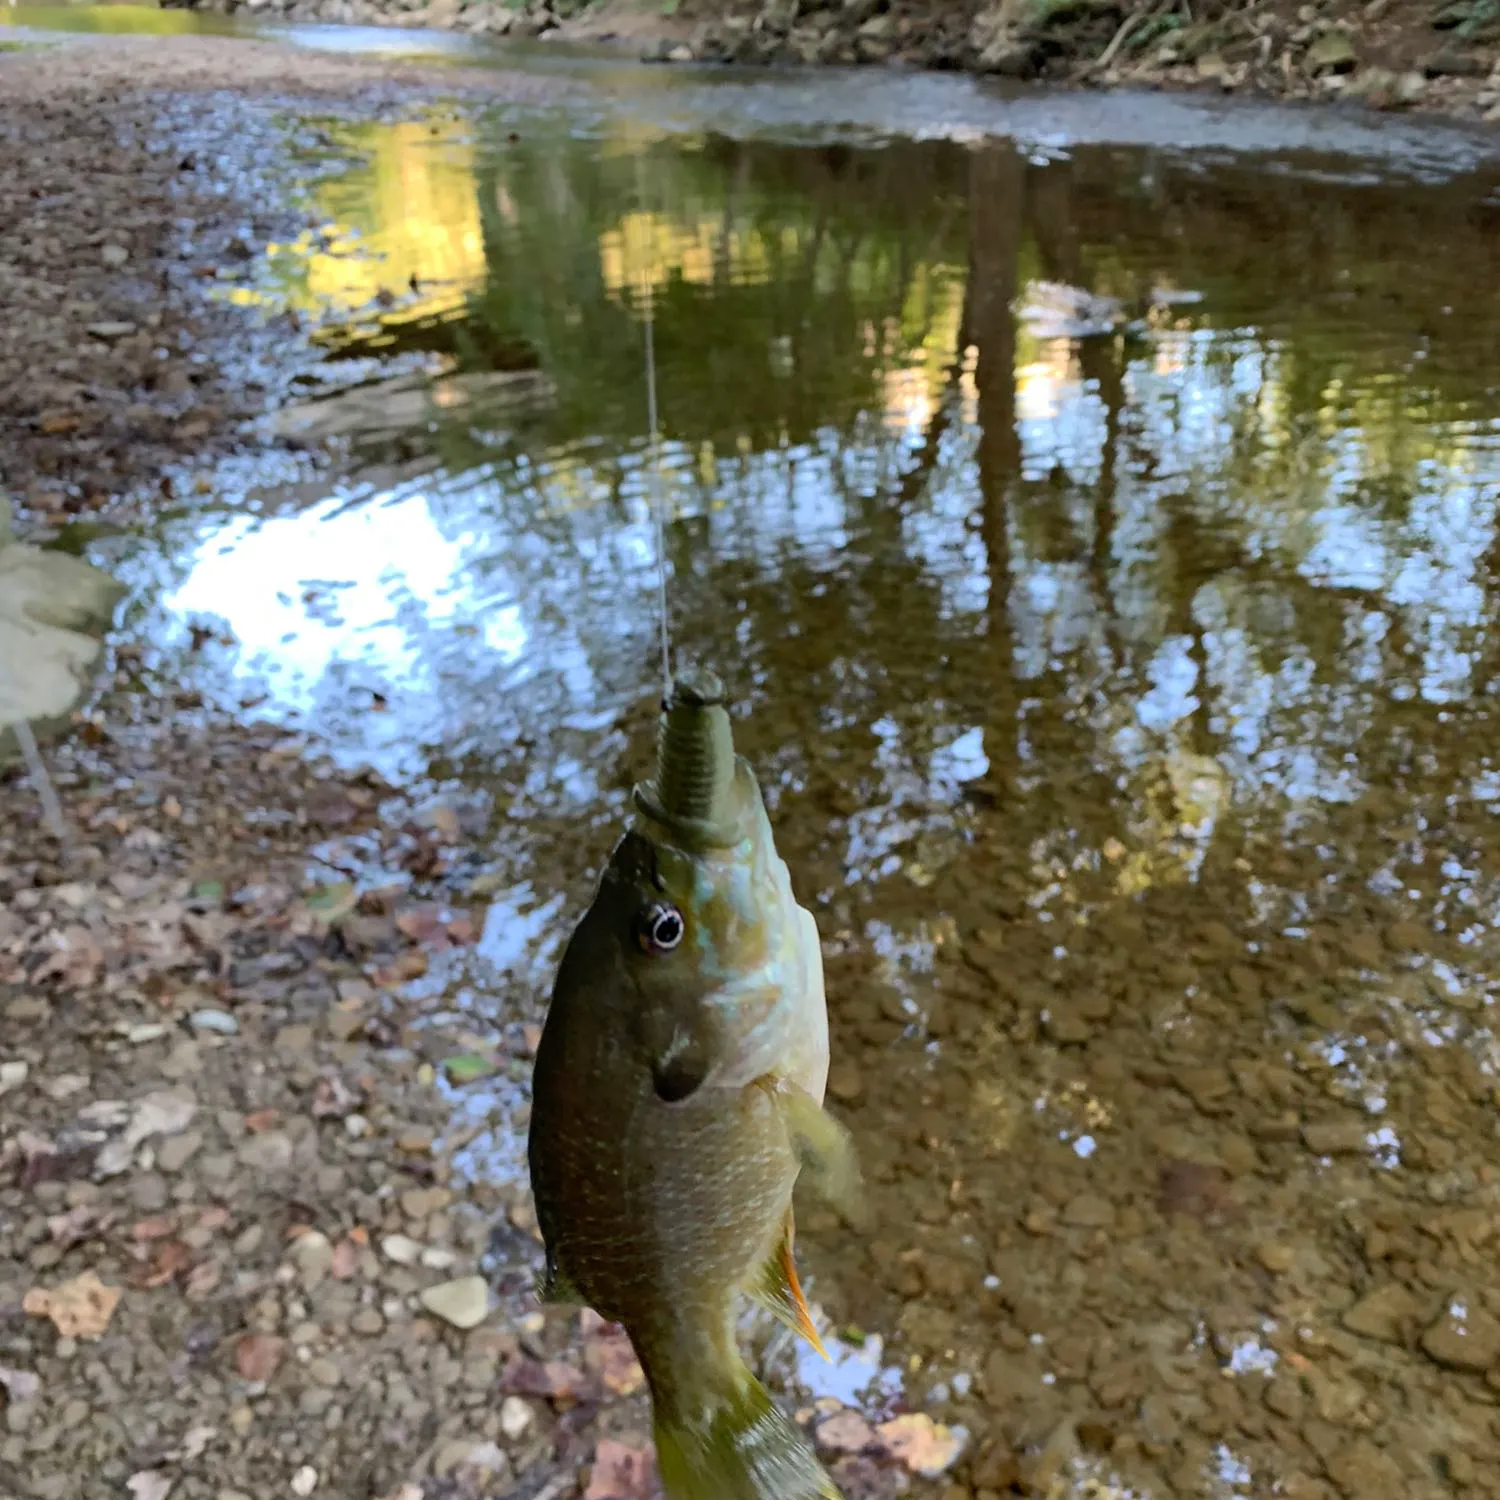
[651,1359,842,1500]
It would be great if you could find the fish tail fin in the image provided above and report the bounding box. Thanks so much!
[652,1365,842,1500]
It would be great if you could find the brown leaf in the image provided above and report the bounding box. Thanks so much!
[196,1205,232,1234]
[22,1272,122,1339]
[584,1439,659,1500]
[446,913,477,945]
[243,1109,279,1134]
[584,1328,645,1397]
[310,1074,361,1120]
[499,1355,588,1401]
[136,1240,194,1288]
[394,906,447,945]
[184,1258,221,1301]
[131,1216,177,1241]
[233,1333,286,1383]
[47,1205,114,1249]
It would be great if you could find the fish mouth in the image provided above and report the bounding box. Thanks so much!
[631,668,747,852]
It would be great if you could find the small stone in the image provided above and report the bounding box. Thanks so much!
[419,1276,489,1330]
[290,1468,317,1497]
[190,1010,239,1035]
[401,1187,452,1220]
[1305,29,1356,75]
[157,1131,203,1174]
[1041,1005,1091,1045]
[1,1061,31,1093]
[101,244,129,268]
[1301,1118,1368,1156]
[381,1235,423,1266]
[420,1247,457,1271]
[498,1395,532,1440]
[1421,1296,1500,1373]
[1255,1242,1295,1275]
[351,1307,385,1336]
[86,321,136,340]
[827,1060,864,1103]
[1060,1193,1115,1230]
[667,43,694,62]
[306,1358,340,1388]
[343,1115,368,1139]
[1342,1283,1421,1344]
[237,1133,292,1173]
[132,1174,168,1212]
[289,1232,334,1289]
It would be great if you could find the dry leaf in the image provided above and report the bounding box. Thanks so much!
[136,1240,194,1288]
[197,1205,232,1233]
[330,1237,361,1280]
[243,1109,279,1133]
[132,1216,177,1241]
[583,1328,645,1397]
[499,1355,588,1400]
[584,1439,659,1500]
[233,1332,287,1382]
[126,1472,173,1500]
[874,1413,966,1477]
[394,906,446,945]
[184,1258,221,1300]
[47,1205,113,1249]
[22,1271,122,1339]
[0,1365,40,1404]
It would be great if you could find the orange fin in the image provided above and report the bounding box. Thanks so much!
[752,1208,829,1361]
[780,1226,830,1360]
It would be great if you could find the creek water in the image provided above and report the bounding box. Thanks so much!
[20,11,1500,1494]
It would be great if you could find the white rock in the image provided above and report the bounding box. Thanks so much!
[290,1467,317,1497]
[499,1395,532,1440]
[419,1276,488,1330]
[380,1234,423,1267]
[0,1061,28,1094]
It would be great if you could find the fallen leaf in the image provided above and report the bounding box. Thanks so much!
[136,1240,194,1288]
[22,1271,122,1339]
[243,1109,279,1133]
[196,1205,232,1233]
[125,1089,198,1147]
[0,1366,40,1404]
[499,1355,588,1401]
[446,913,477,945]
[394,906,447,945]
[310,1074,361,1119]
[234,1333,287,1382]
[126,1472,173,1500]
[132,1216,177,1241]
[874,1413,966,1477]
[584,1439,659,1500]
[583,1328,645,1397]
[184,1258,221,1300]
[441,1053,493,1085]
[304,882,358,928]
[47,1205,113,1249]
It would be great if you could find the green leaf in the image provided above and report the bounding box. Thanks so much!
[304,881,357,925]
[442,1053,494,1084]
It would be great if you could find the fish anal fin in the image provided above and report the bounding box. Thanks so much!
[751,1208,829,1361]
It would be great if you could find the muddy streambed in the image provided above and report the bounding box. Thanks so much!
[7,23,1500,1500]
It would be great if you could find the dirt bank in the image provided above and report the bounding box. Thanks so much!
[162,0,1500,126]
[0,34,567,527]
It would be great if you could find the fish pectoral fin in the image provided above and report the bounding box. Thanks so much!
[751,1208,829,1361]
[538,1247,585,1306]
[767,1077,866,1228]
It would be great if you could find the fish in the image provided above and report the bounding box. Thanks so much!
[528,668,861,1500]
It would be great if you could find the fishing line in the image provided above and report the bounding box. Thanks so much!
[642,275,674,704]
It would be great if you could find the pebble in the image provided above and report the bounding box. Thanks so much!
[190,1009,239,1035]
[1301,1117,1369,1156]
[100,243,129,268]
[381,1235,423,1266]
[157,1130,203,1173]
[85,320,135,340]
[419,1276,489,1330]
[498,1395,532,1440]
[131,1173,168,1212]
[1342,1283,1421,1344]
[238,1132,293,1172]
[350,1307,385,1337]
[290,1467,318,1497]
[289,1231,335,1289]
[1420,1296,1500,1373]
[420,1247,457,1271]
[1255,1241,1295,1275]
[306,1357,340,1388]
[0,1061,31,1093]
[1060,1192,1115,1229]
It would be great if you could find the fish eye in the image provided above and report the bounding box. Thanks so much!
[638,903,684,955]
